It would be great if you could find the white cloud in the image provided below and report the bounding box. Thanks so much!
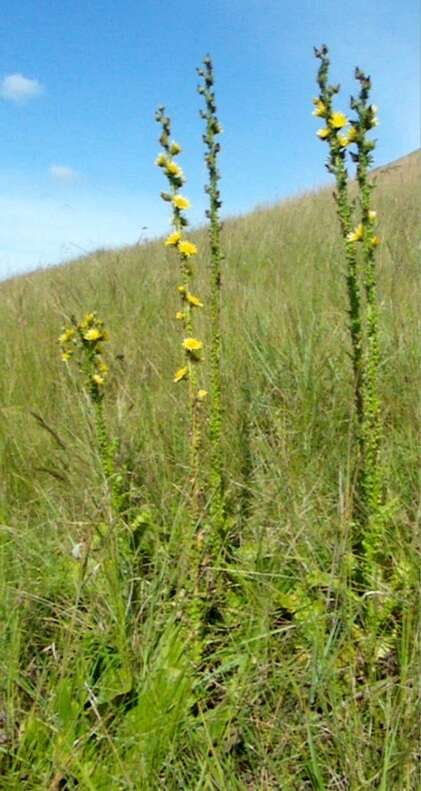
[0,73,44,103]
[50,165,79,183]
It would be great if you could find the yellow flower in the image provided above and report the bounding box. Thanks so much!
[371,235,380,247]
[347,126,358,143]
[368,210,377,223]
[58,328,75,345]
[186,292,203,308]
[346,224,364,243]
[329,112,348,129]
[98,361,108,375]
[197,389,208,401]
[172,195,191,210]
[176,311,185,321]
[61,351,72,362]
[166,161,184,179]
[84,328,102,342]
[178,240,198,257]
[165,231,181,247]
[92,373,105,386]
[312,98,327,118]
[177,285,187,295]
[174,366,189,383]
[182,337,203,353]
[155,153,167,167]
[338,134,349,148]
[79,312,95,328]
[170,141,182,155]
[317,127,330,140]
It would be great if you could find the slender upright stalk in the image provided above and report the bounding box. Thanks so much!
[313,46,384,565]
[350,71,383,549]
[59,312,114,486]
[197,56,225,539]
[314,46,364,442]
[155,107,206,515]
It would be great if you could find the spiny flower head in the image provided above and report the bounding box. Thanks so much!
[165,231,182,247]
[83,327,103,343]
[337,134,349,148]
[312,98,327,118]
[172,195,191,210]
[178,240,198,258]
[347,223,364,243]
[329,111,348,129]
[347,125,358,143]
[79,312,96,329]
[182,337,203,354]
[317,127,331,140]
[166,161,184,180]
[155,153,168,167]
[58,327,75,345]
[186,292,203,308]
[174,366,189,383]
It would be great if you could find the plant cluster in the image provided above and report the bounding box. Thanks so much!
[0,46,417,790]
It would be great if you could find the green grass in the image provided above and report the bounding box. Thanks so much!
[0,150,419,789]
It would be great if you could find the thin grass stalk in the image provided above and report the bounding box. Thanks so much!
[197,55,225,539]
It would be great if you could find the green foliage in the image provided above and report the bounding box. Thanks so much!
[0,51,419,789]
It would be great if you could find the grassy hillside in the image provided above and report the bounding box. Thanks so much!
[0,149,420,788]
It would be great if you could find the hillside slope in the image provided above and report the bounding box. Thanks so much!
[0,149,419,788]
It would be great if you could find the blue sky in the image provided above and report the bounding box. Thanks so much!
[1,0,419,278]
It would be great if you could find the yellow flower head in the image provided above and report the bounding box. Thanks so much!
[61,351,72,362]
[98,360,108,375]
[371,235,380,247]
[346,224,364,243]
[165,231,181,247]
[178,240,198,258]
[338,134,349,148]
[177,284,187,295]
[174,366,189,383]
[312,98,327,118]
[329,112,348,129]
[170,141,182,155]
[347,126,358,143]
[197,389,208,401]
[368,210,377,223]
[186,292,203,308]
[80,312,95,328]
[182,337,203,353]
[172,195,191,210]
[155,153,168,167]
[58,328,75,345]
[166,161,184,180]
[92,373,105,386]
[317,127,331,140]
[84,328,102,342]
[175,311,185,321]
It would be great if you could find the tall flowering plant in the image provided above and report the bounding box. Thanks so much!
[155,107,207,513]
